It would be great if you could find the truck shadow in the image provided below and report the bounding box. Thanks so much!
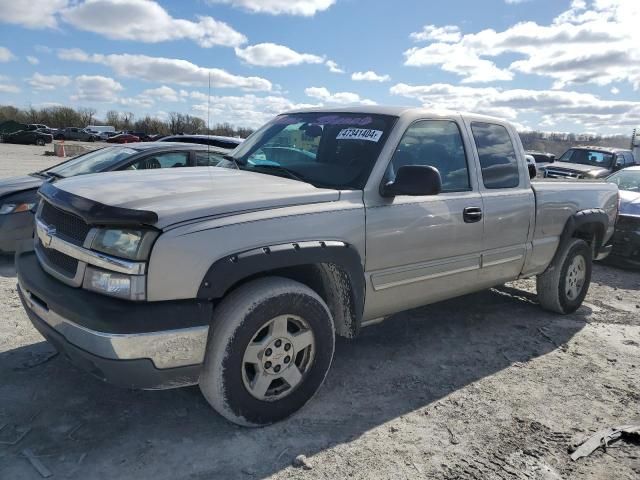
[0,254,16,278]
[0,285,589,479]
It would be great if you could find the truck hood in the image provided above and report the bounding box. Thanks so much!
[0,174,44,198]
[546,162,610,177]
[619,189,640,216]
[53,167,341,228]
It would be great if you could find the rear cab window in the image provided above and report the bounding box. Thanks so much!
[471,122,520,189]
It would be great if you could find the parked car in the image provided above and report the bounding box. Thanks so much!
[0,143,229,254]
[15,107,619,426]
[0,129,53,146]
[605,166,640,267]
[107,133,140,144]
[525,150,555,167]
[158,134,243,150]
[124,131,153,142]
[26,123,50,131]
[543,146,636,179]
[54,127,100,142]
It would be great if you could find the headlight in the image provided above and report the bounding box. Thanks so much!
[90,228,158,260]
[83,265,146,300]
[0,202,36,215]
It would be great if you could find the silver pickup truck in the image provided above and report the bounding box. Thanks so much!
[16,107,618,426]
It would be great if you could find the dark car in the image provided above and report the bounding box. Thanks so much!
[525,150,555,167]
[125,131,153,141]
[605,166,640,267]
[543,146,636,179]
[107,133,140,144]
[54,127,101,142]
[0,142,230,254]
[157,134,243,150]
[1,129,53,146]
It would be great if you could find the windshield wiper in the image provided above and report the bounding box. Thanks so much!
[250,163,309,184]
[222,154,240,170]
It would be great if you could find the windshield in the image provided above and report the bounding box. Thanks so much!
[47,146,138,178]
[225,113,397,189]
[559,149,613,168]
[607,169,640,192]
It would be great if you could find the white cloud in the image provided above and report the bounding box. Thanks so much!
[207,0,335,16]
[325,60,344,74]
[0,47,15,62]
[142,85,181,102]
[390,82,640,130]
[0,76,20,93]
[28,73,72,90]
[26,56,40,65]
[0,0,68,29]
[58,49,272,91]
[410,25,461,43]
[62,0,246,48]
[72,75,123,102]
[611,87,620,95]
[405,0,640,88]
[305,86,376,105]
[189,92,316,128]
[235,43,324,67]
[351,71,391,82]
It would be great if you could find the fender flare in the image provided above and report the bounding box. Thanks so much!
[196,240,365,323]
[554,208,609,263]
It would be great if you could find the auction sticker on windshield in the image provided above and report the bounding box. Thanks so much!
[337,128,383,142]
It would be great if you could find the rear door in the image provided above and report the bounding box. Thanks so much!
[466,121,534,284]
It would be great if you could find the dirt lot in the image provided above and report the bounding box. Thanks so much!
[0,144,639,479]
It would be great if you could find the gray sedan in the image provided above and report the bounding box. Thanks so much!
[0,142,229,254]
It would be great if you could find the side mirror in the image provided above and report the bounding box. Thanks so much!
[528,163,537,179]
[382,165,442,197]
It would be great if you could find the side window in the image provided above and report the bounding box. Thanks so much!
[387,120,470,192]
[195,151,225,166]
[126,152,190,170]
[624,152,634,166]
[471,122,520,189]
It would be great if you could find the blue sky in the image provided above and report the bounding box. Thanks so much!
[0,0,638,133]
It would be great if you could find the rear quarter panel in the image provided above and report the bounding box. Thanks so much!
[522,180,618,275]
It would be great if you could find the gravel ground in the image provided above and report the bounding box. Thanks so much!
[1,144,639,479]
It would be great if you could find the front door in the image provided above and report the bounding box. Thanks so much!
[364,118,484,320]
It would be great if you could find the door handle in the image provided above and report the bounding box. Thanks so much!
[463,206,483,223]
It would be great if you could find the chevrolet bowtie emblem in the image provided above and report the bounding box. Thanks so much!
[42,225,56,248]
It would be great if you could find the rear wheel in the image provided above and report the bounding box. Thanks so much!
[35,138,45,146]
[199,277,335,427]
[537,238,592,314]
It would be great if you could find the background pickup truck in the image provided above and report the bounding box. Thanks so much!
[17,107,618,427]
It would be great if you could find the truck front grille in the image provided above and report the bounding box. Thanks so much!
[544,169,582,179]
[40,201,91,245]
[37,239,79,277]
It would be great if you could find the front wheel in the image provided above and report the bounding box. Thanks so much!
[36,138,45,146]
[537,238,592,314]
[199,277,335,427]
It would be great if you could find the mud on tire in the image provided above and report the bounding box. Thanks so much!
[536,238,592,314]
[199,277,335,427]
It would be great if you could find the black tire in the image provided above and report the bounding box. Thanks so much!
[36,138,45,146]
[537,238,592,314]
[88,136,94,142]
[199,277,335,427]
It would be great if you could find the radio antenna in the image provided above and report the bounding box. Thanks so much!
[207,71,211,157]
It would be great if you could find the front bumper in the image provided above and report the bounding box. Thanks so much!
[17,251,212,389]
[0,211,34,254]
[610,216,640,266]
